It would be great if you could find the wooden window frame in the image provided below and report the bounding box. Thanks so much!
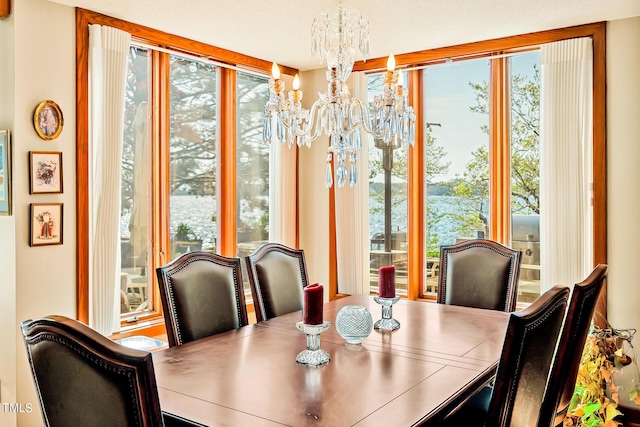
[75,9,298,336]
[351,22,606,321]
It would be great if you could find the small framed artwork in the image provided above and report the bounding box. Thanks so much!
[29,151,63,194]
[30,203,63,246]
[33,100,64,140]
[0,130,12,215]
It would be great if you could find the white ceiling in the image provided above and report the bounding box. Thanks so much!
[51,0,640,70]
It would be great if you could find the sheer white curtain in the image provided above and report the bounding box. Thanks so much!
[88,25,131,335]
[334,72,370,295]
[539,37,593,291]
[269,74,298,247]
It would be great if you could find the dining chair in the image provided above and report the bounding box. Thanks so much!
[156,251,248,347]
[438,284,570,427]
[21,315,203,427]
[437,239,522,312]
[245,242,309,322]
[538,264,608,427]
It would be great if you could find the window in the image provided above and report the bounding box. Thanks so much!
[168,55,218,261]
[120,46,151,315]
[419,52,542,302]
[236,71,271,290]
[422,58,491,295]
[355,23,606,304]
[77,10,292,332]
[509,51,541,302]
[368,72,409,295]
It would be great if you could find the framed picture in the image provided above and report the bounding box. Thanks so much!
[30,203,63,246]
[33,100,64,140]
[29,151,63,194]
[0,130,11,215]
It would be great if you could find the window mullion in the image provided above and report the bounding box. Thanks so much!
[408,69,424,300]
[152,50,171,298]
[488,56,512,244]
[217,68,237,256]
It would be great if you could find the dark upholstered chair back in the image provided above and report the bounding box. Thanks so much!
[437,239,522,312]
[156,251,248,347]
[486,285,570,427]
[21,315,163,427]
[245,242,309,322]
[539,264,608,427]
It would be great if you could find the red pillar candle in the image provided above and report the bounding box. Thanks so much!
[378,265,396,298]
[303,283,324,325]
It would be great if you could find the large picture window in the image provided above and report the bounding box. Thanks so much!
[77,10,294,334]
[357,23,606,307]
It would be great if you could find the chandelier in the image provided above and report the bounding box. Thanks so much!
[262,3,416,188]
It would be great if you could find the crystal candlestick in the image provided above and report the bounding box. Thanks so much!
[296,321,331,366]
[373,296,401,331]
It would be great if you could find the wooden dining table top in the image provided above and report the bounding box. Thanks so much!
[152,294,510,427]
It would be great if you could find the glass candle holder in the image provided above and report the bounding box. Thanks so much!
[295,321,331,366]
[373,296,401,331]
[335,305,373,344]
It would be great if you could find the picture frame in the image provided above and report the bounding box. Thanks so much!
[29,151,63,194]
[33,100,64,140]
[30,203,63,246]
[0,130,11,215]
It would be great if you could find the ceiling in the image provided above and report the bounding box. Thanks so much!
[51,0,640,70]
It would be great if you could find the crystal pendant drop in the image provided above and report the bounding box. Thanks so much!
[263,116,272,143]
[408,121,415,145]
[353,130,361,149]
[277,119,286,142]
[349,163,358,187]
[325,161,333,188]
[336,164,348,187]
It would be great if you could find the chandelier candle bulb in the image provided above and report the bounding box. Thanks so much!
[291,74,303,103]
[387,54,396,72]
[378,265,396,298]
[385,54,397,85]
[271,62,284,95]
[303,283,324,325]
[271,62,281,80]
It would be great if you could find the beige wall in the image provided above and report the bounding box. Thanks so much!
[606,17,640,334]
[0,0,76,425]
[0,4,17,425]
[298,68,332,299]
[0,3,638,426]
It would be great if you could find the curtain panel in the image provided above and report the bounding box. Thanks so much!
[88,25,131,335]
[539,37,593,291]
[334,72,371,295]
[269,74,298,247]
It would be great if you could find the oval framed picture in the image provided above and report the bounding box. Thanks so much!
[33,100,64,141]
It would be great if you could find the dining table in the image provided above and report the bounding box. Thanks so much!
[152,294,511,426]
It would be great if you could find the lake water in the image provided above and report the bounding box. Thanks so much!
[121,195,218,249]
[121,194,469,250]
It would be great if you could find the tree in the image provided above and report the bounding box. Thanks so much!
[120,48,272,246]
[425,129,451,184]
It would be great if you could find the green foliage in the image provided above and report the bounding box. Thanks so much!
[174,223,198,241]
[566,328,640,427]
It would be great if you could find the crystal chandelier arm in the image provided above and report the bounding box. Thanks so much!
[289,100,323,142]
[350,96,374,134]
